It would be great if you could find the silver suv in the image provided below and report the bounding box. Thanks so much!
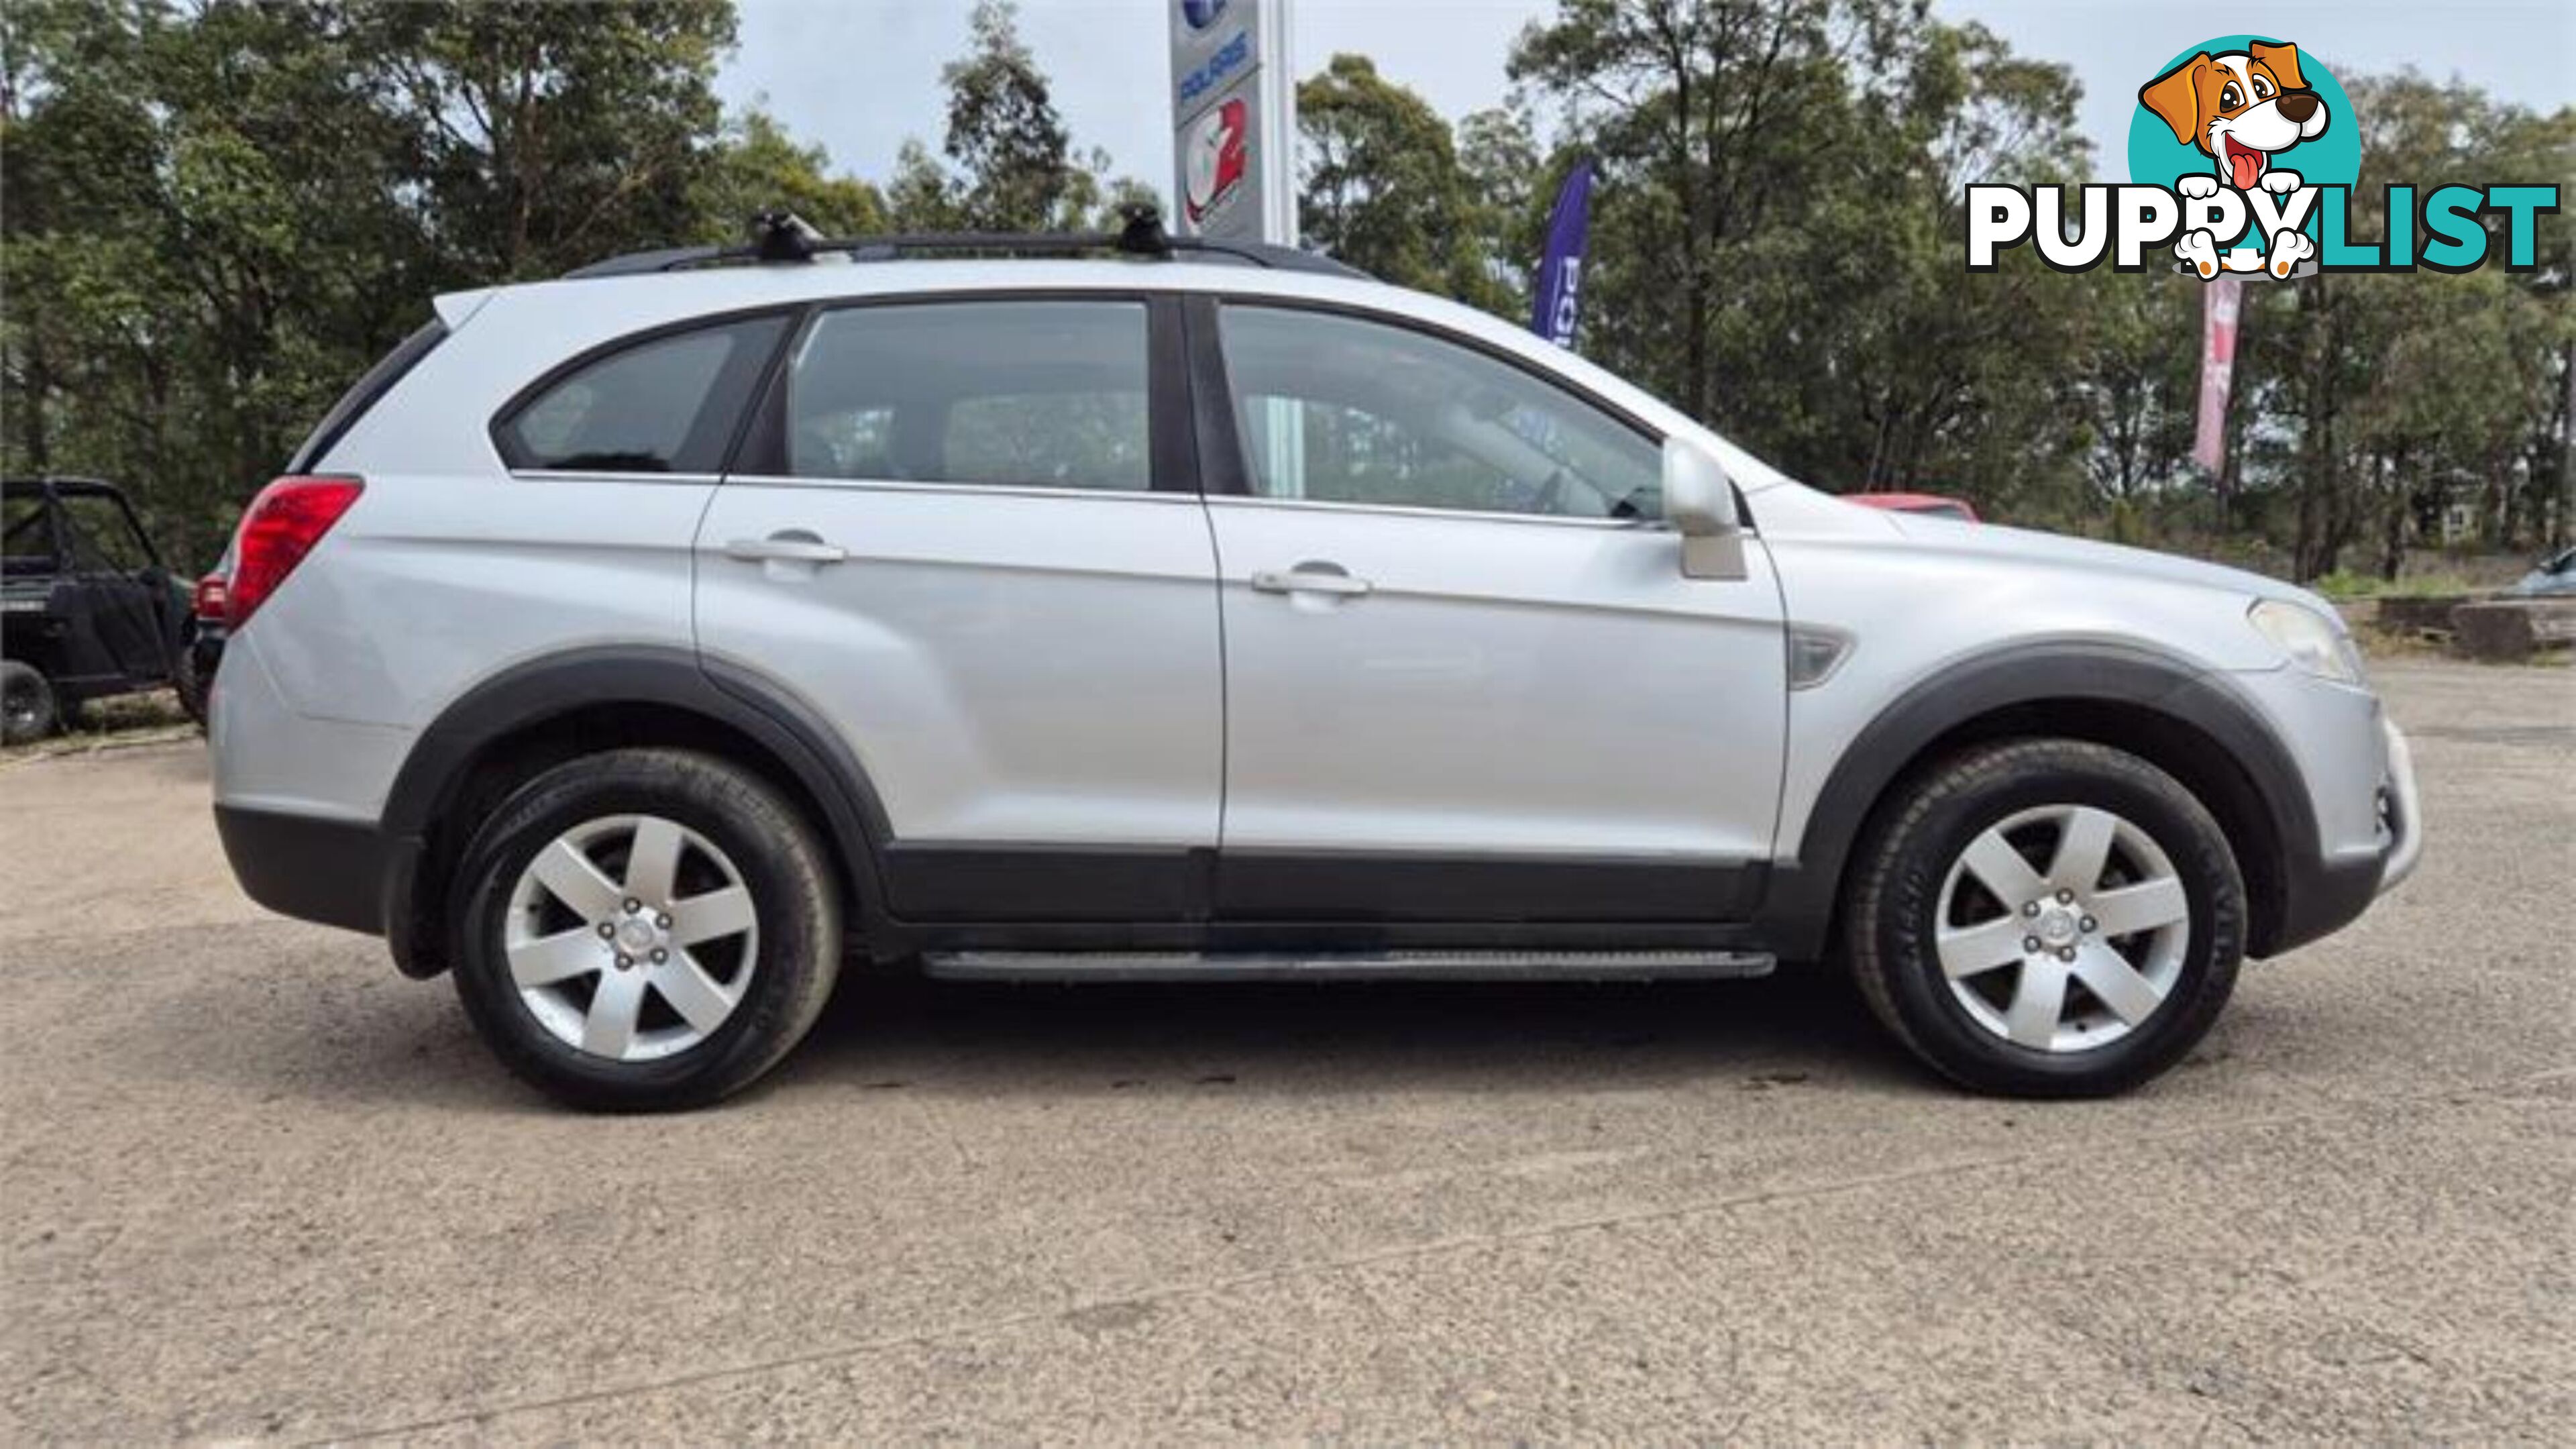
[209,224,2420,1110]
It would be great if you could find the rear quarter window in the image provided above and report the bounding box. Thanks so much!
[494,313,789,474]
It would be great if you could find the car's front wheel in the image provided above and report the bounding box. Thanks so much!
[1845,739,2245,1096]
[448,748,842,1111]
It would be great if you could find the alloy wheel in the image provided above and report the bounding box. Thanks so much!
[1933,804,2192,1053]
[502,814,759,1062]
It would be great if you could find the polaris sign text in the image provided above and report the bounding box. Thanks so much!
[1177,28,1250,110]
[1169,0,1293,244]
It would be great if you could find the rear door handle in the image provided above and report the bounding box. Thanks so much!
[724,534,847,565]
[1250,565,1371,598]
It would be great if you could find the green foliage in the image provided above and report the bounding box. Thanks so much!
[1482,0,2571,567]
[2,0,2565,583]
[692,110,888,241]
[2221,73,2576,578]
[938,0,1077,229]
[1297,54,1513,312]
[2308,569,2475,601]
[354,0,738,280]
[1504,1,2104,502]
[0,0,1139,566]
[893,0,1153,232]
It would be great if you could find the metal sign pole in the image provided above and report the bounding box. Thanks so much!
[1253,0,1295,246]
[1170,0,1301,492]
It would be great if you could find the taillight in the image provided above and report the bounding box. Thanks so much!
[192,572,228,623]
[229,476,363,627]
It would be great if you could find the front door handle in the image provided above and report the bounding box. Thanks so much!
[724,533,847,565]
[1250,564,1371,598]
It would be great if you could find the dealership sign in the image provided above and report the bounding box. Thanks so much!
[1169,0,1293,244]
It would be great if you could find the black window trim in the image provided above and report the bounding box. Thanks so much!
[1186,292,1768,535]
[486,303,807,481]
[731,288,1196,498]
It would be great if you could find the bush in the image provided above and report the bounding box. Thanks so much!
[2310,569,2476,601]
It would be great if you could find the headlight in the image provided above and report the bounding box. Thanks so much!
[2249,598,2363,684]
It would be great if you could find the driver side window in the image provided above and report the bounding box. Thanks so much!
[1216,304,1661,520]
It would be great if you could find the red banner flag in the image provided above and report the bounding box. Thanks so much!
[2192,277,2243,474]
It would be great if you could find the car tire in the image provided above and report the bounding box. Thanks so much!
[1,661,57,745]
[1845,739,2245,1097]
[448,748,843,1112]
[172,642,207,728]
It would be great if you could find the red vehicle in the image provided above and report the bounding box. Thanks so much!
[1849,491,1980,523]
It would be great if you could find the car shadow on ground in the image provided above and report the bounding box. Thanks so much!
[771,965,1927,1104]
[141,940,1931,1113]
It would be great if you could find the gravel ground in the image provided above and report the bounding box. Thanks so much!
[1,658,2569,1443]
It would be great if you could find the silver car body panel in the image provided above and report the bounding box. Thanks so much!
[1204,494,1786,861]
[698,478,1224,847]
[212,254,2412,957]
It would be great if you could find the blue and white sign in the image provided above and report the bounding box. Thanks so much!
[1529,158,1597,349]
[1175,27,1250,111]
[1170,0,1292,244]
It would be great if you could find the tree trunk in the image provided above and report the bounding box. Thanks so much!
[2293,275,2345,580]
[2377,449,2407,581]
[1672,57,1709,423]
[2557,340,2575,549]
[15,344,53,471]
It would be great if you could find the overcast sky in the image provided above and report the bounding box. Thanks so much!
[718,0,2573,205]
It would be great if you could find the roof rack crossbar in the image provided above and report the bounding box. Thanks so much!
[561,208,1371,283]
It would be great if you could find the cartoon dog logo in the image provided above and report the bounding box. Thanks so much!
[2139,40,2330,278]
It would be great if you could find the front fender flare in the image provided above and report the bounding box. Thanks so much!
[1754,640,2318,961]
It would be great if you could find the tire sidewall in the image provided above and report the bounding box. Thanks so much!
[449,753,835,1110]
[1870,747,2245,1094]
[1,661,57,745]
[172,645,207,727]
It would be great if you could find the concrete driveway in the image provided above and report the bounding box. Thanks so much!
[3,659,2569,1442]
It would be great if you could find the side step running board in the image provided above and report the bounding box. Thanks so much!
[920,949,1776,983]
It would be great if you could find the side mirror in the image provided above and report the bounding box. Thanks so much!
[1662,437,1746,580]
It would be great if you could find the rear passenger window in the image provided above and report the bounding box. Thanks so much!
[496,314,786,474]
[784,301,1151,492]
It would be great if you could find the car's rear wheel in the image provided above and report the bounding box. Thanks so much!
[172,641,207,727]
[1845,739,2245,1096]
[1,661,57,745]
[448,748,841,1111]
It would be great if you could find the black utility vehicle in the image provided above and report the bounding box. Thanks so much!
[2,476,203,743]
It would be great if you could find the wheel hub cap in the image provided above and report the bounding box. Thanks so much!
[614,915,664,957]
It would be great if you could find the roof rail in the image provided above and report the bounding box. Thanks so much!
[560,207,1373,283]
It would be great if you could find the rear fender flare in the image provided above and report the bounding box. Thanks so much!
[379,647,892,975]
